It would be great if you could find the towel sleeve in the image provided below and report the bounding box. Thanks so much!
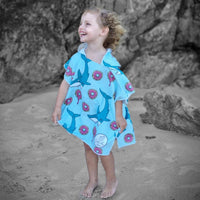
[63,53,80,85]
[111,68,135,104]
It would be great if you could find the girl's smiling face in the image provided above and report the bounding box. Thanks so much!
[78,12,104,44]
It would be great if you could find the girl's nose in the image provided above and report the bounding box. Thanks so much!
[79,26,83,32]
[79,23,84,29]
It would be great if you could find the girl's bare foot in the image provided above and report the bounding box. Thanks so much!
[81,181,98,198]
[100,179,118,199]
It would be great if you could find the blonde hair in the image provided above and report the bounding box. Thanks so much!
[83,7,125,50]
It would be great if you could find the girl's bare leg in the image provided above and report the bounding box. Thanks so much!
[82,143,98,198]
[100,151,118,198]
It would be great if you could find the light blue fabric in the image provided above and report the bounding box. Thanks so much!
[58,44,136,155]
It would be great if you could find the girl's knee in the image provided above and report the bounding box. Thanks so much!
[83,142,93,152]
[100,151,114,160]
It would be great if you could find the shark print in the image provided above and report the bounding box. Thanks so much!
[103,61,123,75]
[70,54,91,87]
[88,89,111,126]
[63,108,80,133]
[125,106,130,120]
[58,46,135,156]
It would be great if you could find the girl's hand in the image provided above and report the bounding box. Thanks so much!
[51,80,69,124]
[52,107,61,124]
[116,115,127,133]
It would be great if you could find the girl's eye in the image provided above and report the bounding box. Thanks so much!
[86,23,91,26]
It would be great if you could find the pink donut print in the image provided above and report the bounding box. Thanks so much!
[88,89,98,99]
[125,82,134,92]
[65,66,75,76]
[92,71,103,80]
[93,127,97,138]
[82,102,90,112]
[94,147,102,155]
[124,133,133,143]
[75,89,82,104]
[110,121,118,130]
[108,71,115,86]
[64,97,72,105]
[79,125,89,135]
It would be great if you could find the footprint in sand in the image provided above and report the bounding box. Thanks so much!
[24,104,49,119]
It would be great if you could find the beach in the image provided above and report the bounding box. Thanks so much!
[0,87,200,200]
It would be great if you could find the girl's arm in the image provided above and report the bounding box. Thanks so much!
[52,80,69,124]
[115,101,127,133]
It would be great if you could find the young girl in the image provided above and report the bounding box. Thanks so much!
[52,7,136,199]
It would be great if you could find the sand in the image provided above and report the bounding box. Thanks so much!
[0,86,200,200]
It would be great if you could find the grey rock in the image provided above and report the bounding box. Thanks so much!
[175,0,200,49]
[0,0,200,103]
[125,51,200,89]
[140,88,200,136]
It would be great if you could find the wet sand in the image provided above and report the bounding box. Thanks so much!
[0,87,200,200]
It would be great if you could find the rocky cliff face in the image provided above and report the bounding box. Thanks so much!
[0,0,91,103]
[0,0,200,103]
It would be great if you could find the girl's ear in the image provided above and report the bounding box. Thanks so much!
[101,26,109,37]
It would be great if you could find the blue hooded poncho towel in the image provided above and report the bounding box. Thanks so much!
[58,43,136,155]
